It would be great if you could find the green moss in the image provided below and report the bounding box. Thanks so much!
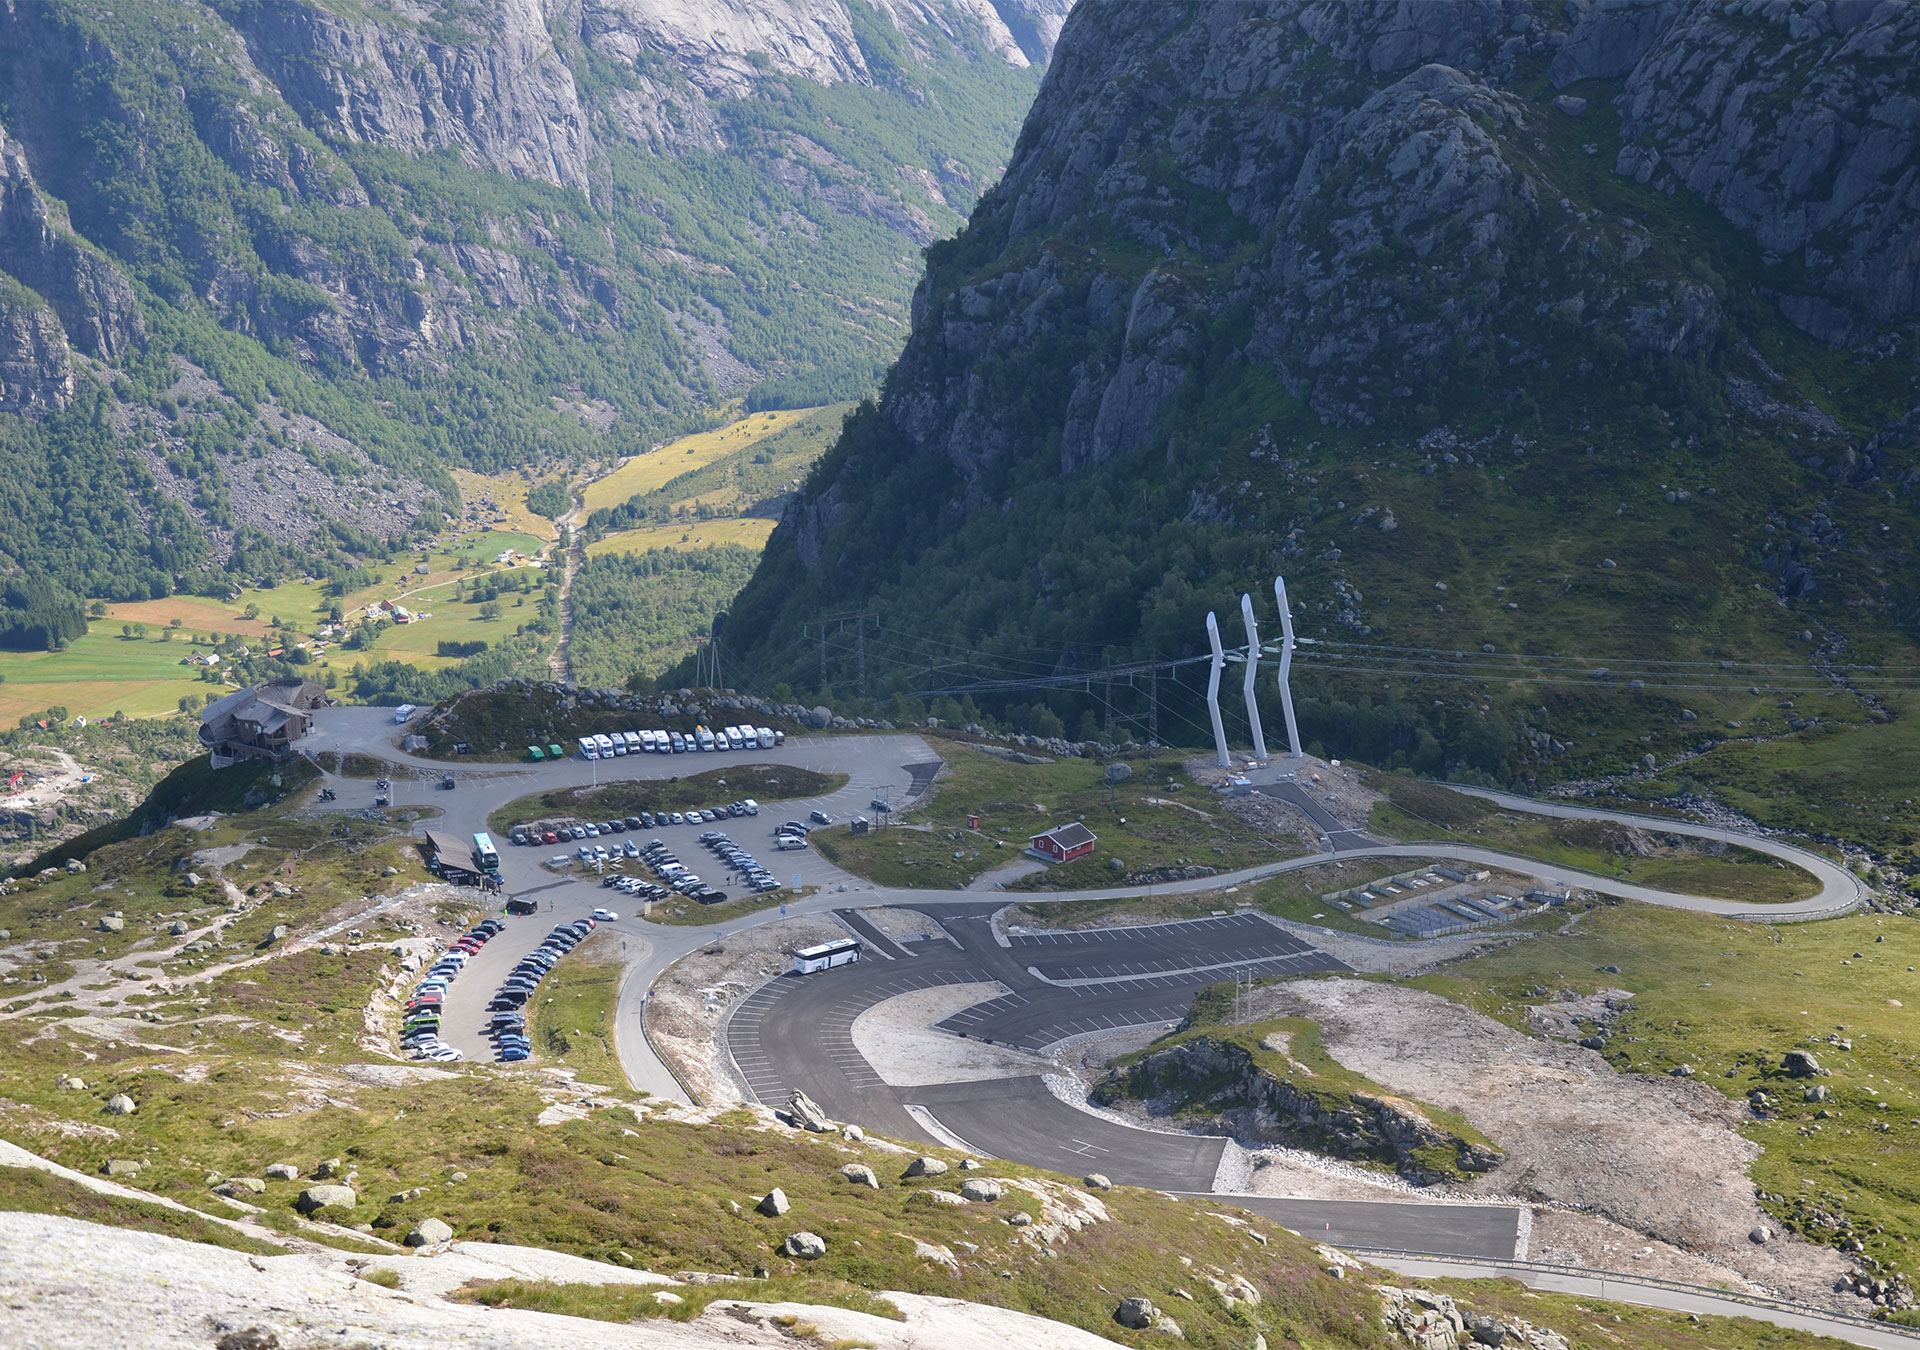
[0,1165,280,1255]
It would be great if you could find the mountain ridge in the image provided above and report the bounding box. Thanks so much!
[721,0,1920,791]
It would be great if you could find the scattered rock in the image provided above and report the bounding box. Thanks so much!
[757,1187,790,1217]
[653,1291,683,1306]
[168,920,189,936]
[1083,1173,1112,1190]
[96,916,125,933]
[55,1075,85,1091]
[405,1217,454,1247]
[960,1178,1003,1203]
[265,1163,300,1181]
[221,1177,266,1196]
[1750,1225,1771,1244]
[839,1124,864,1142]
[101,1159,143,1178]
[1553,94,1588,117]
[1007,1211,1033,1227]
[214,1329,280,1350]
[958,1158,983,1171]
[840,1163,879,1189]
[780,1231,826,1260]
[1115,1296,1157,1329]
[313,1158,344,1179]
[296,1184,357,1214]
[104,1094,136,1116]
[1804,1085,1830,1103]
[904,1156,949,1178]
[909,1189,968,1207]
[1669,1063,1694,1078]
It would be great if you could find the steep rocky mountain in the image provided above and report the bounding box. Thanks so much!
[0,0,1064,626]
[725,0,1920,786]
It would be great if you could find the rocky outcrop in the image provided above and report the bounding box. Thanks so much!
[0,120,143,362]
[1094,1034,1500,1185]
[0,282,71,414]
[228,0,595,191]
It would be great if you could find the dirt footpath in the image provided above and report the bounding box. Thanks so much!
[1244,978,1852,1304]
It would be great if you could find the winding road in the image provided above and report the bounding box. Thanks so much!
[279,709,1906,1346]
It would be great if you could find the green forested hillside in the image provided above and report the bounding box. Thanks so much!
[719,1,1920,838]
[0,0,1051,643]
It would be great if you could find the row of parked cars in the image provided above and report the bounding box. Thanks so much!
[698,831,785,894]
[576,724,783,760]
[631,839,729,904]
[402,919,504,1061]
[484,915,610,1062]
[508,801,761,849]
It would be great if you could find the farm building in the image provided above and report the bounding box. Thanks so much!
[1028,822,1098,864]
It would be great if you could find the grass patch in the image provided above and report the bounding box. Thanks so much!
[644,887,808,927]
[578,407,838,518]
[455,1274,901,1325]
[1413,902,1920,1283]
[489,765,845,835]
[361,1265,403,1288]
[527,934,627,1088]
[586,520,778,557]
[0,1164,280,1255]
[1367,775,1819,903]
[814,741,1302,890]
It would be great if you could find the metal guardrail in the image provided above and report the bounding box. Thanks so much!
[634,985,704,1107]
[1350,1248,1920,1342]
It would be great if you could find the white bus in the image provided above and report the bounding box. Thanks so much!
[791,938,861,975]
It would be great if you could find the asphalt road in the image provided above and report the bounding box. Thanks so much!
[289,713,1890,1332]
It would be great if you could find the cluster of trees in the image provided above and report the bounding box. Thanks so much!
[568,547,759,690]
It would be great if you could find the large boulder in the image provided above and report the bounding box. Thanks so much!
[265,1163,300,1181]
[405,1217,454,1247]
[296,1184,357,1214]
[960,1178,1003,1203]
[104,1094,136,1116]
[785,1090,831,1132]
[780,1231,826,1260]
[101,1159,143,1178]
[757,1187,790,1217]
[1115,1296,1158,1329]
[1783,1049,1822,1078]
[96,916,125,933]
[840,1163,879,1189]
[806,706,832,729]
[903,1156,949,1178]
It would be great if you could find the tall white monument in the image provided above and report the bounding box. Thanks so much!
[1204,610,1230,768]
[1240,592,1268,761]
[1272,574,1303,758]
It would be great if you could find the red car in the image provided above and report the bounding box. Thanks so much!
[542,830,559,845]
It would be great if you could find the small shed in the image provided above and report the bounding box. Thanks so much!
[1028,822,1098,864]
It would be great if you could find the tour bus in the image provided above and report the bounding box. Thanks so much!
[695,725,716,752]
[472,832,500,871]
[578,737,599,760]
[791,938,861,975]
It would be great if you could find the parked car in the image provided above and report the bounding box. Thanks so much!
[810,810,833,825]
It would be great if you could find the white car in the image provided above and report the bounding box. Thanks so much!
[592,907,619,922]
[428,1046,463,1062]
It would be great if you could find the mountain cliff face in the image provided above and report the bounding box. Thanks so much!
[727,0,1920,784]
[0,0,1063,619]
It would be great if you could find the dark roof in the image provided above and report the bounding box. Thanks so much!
[423,830,472,860]
[1033,822,1097,850]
